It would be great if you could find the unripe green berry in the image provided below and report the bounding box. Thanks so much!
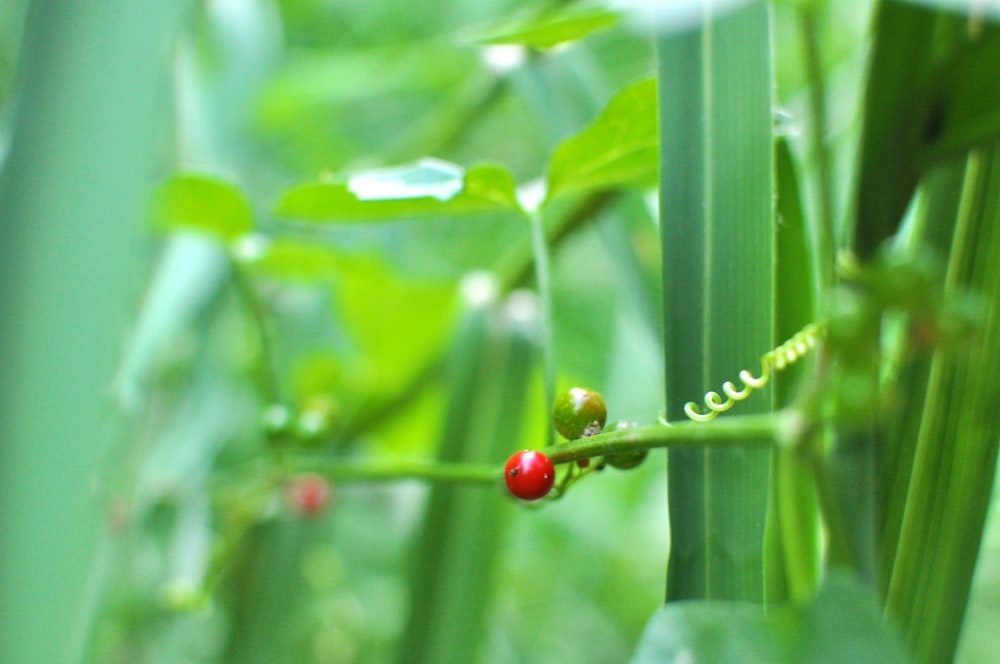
[261,404,293,442]
[552,387,607,440]
[603,421,648,470]
[606,449,648,470]
[294,393,340,445]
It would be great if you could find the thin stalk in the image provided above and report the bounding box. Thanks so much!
[547,414,782,463]
[887,148,1000,663]
[281,458,500,485]
[500,191,617,291]
[798,6,837,292]
[230,263,282,404]
[530,210,557,445]
[764,140,821,603]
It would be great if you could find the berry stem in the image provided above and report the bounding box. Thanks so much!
[221,457,502,487]
[545,411,786,465]
[218,413,787,492]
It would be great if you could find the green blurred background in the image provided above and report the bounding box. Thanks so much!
[1,1,999,662]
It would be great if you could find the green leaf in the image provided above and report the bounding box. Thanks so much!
[886,147,1000,664]
[334,255,458,393]
[545,77,658,203]
[631,573,909,664]
[236,237,342,282]
[274,160,523,222]
[466,6,618,50]
[658,1,773,602]
[150,173,254,241]
[237,238,456,397]
[924,27,1000,162]
[851,1,955,257]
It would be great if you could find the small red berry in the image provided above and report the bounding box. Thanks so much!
[288,473,332,516]
[504,450,555,501]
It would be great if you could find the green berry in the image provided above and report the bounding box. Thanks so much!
[294,394,340,445]
[603,421,648,470]
[260,404,293,442]
[606,449,648,470]
[552,387,607,440]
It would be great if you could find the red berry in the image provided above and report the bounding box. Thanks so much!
[504,450,555,501]
[288,473,332,516]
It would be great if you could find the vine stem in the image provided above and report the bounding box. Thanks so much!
[216,413,789,489]
[292,457,501,484]
[799,6,837,292]
[529,209,557,447]
[546,412,786,464]
[229,261,281,404]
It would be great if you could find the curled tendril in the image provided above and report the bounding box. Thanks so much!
[683,323,824,422]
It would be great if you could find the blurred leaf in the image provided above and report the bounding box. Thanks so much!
[924,27,1000,162]
[545,77,657,203]
[290,350,344,404]
[150,173,254,241]
[631,573,909,663]
[886,148,1000,664]
[253,42,480,171]
[238,238,457,391]
[275,161,524,221]
[851,1,942,257]
[237,237,342,282]
[467,6,619,50]
[334,255,456,376]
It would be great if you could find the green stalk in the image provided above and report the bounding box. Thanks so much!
[851,0,938,258]
[876,160,966,597]
[0,2,183,661]
[886,148,1000,663]
[658,0,775,602]
[397,286,537,663]
[763,140,821,604]
[797,5,836,292]
[530,210,557,446]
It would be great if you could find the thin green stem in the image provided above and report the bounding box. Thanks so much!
[799,6,837,293]
[328,193,612,449]
[217,457,501,487]
[219,412,788,489]
[499,191,617,291]
[230,262,281,404]
[547,412,784,464]
[296,457,501,484]
[530,210,557,446]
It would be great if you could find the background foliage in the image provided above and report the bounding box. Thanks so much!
[2,0,1000,662]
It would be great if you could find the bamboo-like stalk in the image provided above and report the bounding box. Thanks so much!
[397,286,537,663]
[0,2,183,662]
[763,140,821,604]
[657,0,775,602]
[887,148,1000,663]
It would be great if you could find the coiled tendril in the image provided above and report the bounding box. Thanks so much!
[683,322,824,422]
